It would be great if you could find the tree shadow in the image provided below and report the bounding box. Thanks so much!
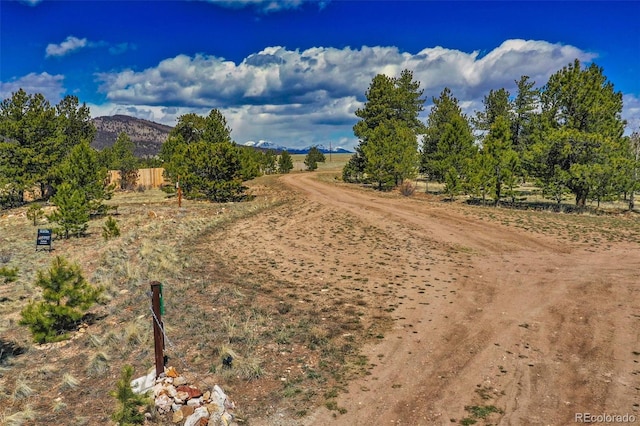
[0,339,26,365]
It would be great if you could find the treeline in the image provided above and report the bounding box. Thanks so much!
[344,60,640,209]
[0,89,298,236]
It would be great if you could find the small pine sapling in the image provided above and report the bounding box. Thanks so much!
[111,365,150,425]
[26,203,44,226]
[102,216,121,241]
[19,256,103,343]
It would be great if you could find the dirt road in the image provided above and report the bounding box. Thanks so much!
[226,172,640,425]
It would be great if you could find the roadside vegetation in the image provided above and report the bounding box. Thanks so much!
[344,60,639,212]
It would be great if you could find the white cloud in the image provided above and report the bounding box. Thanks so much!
[0,72,65,102]
[97,40,595,108]
[205,0,328,13]
[623,94,640,134]
[94,39,623,148]
[46,36,88,58]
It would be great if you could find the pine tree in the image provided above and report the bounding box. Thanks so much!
[237,146,263,181]
[162,110,248,202]
[421,88,465,183]
[278,150,294,174]
[57,140,112,215]
[511,76,539,154]
[431,114,477,199]
[111,132,139,190]
[346,70,425,185]
[363,120,418,189]
[473,88,511,133]
[304,146,326,171]
[534,60,626,207]
[111,365,149,425]
[47,183,90,239]
[263,149,277,174]
[173,140,246,202]
[481,116,519,205]
[19,256,103,343]
[628,132,640,210]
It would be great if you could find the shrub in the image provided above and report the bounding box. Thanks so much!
[102,216,120,241]
[0,266,18,283]
[26,203,44,226]
[19,257,103,343]
[399,180,416,197]
[111,365,149,425]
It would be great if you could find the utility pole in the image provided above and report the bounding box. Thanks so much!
[329,141,332,163]
[150,282,165,378]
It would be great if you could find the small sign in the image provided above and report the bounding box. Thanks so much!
[36,229,52,251]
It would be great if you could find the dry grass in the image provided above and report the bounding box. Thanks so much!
[1,173,637,424]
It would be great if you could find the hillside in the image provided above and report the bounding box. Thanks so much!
[91,115,172,157]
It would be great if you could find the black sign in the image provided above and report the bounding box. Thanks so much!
[36,229,52,251]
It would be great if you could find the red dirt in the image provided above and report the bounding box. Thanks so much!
[240,172,640,425]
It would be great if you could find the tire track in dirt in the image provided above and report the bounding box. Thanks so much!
[271,173,640,426]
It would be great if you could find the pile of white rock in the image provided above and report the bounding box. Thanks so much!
[131,366,237,426]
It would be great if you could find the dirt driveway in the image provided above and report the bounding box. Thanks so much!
[222,171,640,425]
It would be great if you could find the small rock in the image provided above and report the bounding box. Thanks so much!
[174,376,188,386]
[177,385,203,399]
[172,409,184,423]
[155,394,173,415]
[187,396,203,407]
[184,406,209,426]
[166,366,180,378]
[176,391,190,402]
[181,405,195,418]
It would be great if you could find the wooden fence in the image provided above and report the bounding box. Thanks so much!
[108,168,167,189]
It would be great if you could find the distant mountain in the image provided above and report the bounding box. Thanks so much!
[243,140,352,154]
[91,115,352,157]
[91,115,172,157]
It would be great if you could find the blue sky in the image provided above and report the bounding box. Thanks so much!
[1,0,639,149]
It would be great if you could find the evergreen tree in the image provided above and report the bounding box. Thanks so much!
[304,146,326,171]
[237,146,263,181]
[159,113,208,164]
[263,149,278,174]
[346,70,425,184]
[511,76,539,154]
[171,140,246,202]
[48,95,96,197]
[162,109,247,202]
[111,365,149,425]
[0,89,57,202]
[473,88,511,133]
[469,151,494,205]
[420,88,465,183]
[111,133,139,190]
[47,183,90,239]
[278,150,294,174]
[19,256,103,343]
[481,116,519,205]
[363,120,418,189]
[57,140,112,214]
[533,59,626,207]
[26,202,44,226]
[431,114,477,199]
[628,132,640,210]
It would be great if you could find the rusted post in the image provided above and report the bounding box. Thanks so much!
[150,281,164,378]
